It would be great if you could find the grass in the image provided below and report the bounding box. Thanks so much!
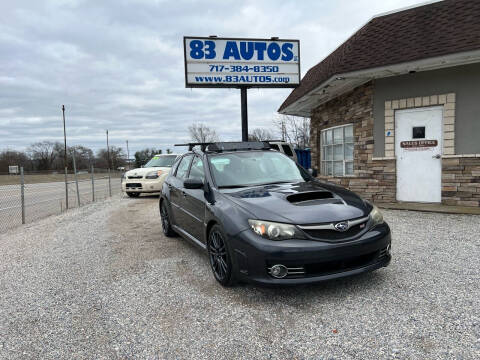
[0,172,122,186]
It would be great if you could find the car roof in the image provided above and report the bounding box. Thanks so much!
[188,149,276,157]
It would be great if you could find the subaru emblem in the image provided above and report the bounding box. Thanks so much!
[334,222,349,232]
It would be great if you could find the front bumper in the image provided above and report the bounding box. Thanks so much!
[230,222,391,285]
[122,178,165,193]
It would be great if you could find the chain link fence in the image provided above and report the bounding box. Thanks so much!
[0,167,123,233]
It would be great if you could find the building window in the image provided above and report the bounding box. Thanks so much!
[321,124,354,176]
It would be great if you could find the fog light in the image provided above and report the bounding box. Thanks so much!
[270,264,288,278]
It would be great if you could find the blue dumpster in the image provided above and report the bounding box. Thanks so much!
[295,148,311,169]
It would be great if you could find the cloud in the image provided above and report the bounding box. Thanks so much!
[0,0,423,153]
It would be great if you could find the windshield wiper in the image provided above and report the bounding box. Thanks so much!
[218,185,251,189]
[255,181,294,186]
[219,181,294,189]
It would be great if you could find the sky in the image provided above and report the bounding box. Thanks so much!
[0,0,426,155]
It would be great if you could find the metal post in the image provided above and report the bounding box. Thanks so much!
[240,87,248,141]
[20,167,25,225]
[72,149,80,206]
[108,170,112,197]
[62,105,69,209]
[91,165,95,202]
[106,130,112,197]
[126,140,130,170]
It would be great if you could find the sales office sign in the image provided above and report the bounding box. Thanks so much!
[184,37,300,88]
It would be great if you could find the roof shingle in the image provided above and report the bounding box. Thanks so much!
[279,0,480,112]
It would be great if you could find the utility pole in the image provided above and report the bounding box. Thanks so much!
[62,105,69,209]
[126,140,130,170]
[106,130,110,167]
[106,130,112,197]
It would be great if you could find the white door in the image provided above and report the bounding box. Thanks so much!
[395,106,443,203]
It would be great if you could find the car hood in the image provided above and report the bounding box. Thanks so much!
[221,181,370,225]
[125,167,171,177]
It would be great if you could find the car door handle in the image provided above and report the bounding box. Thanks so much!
[432,154,441,159]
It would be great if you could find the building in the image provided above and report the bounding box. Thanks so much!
[279,0,480,207]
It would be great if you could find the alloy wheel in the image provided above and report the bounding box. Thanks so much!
[208,230,229,281]
[160,203,170,235]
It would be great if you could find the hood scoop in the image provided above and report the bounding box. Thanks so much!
[287,191,341,206]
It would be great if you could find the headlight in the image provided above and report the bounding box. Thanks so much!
[145,170,162,179]
[369,205,384,226]
[248,219,305,240]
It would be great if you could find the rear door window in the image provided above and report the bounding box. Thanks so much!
[188,157,205,181]
[170,156,182,174]
[175,155,193,179]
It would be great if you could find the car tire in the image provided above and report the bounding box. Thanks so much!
[207,224,237,287]
[126,192,140,198]
[160,201,177,237]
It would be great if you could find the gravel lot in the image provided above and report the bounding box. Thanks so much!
[0,195,479,359]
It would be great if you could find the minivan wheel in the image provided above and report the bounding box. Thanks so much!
[126,192,140,198]
[207,225,237,287]
[160,201,176,237]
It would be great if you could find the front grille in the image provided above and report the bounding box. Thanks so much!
[126,183,142,188]
[266,246,389,279]
[128,175,143,179]
[302,220,368,241]
[304,251,377,275]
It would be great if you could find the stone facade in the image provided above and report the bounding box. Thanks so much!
[310,81,480,207]
[311,81,396,204]
[441,156,480,207]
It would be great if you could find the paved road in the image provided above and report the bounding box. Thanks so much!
[0,178,121,232]
[0,196,478,359]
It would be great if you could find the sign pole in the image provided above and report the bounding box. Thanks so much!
[240,87,248,141]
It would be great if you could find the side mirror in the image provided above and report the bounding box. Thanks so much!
[308,168,318,177]
[184,178,204,189]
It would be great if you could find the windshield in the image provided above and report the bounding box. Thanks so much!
[208,151,309,188]
[144,155,177,168]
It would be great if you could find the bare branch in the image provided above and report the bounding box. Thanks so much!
[248,128,274,141]
[188,123,220,143]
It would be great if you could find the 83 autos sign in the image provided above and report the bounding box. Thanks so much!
[184,37,300,88]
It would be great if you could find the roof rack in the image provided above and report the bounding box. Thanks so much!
[174,142,213,151]
[174,141,272,152]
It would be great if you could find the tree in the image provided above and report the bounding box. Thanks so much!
[248,128,274,141]
[28,141,58,171]
[96,146,126,169]
[273,115,310,149]
[134,148,161,168]
[53,142,67,171]
[188,123,219,143]
[71,145,94,170]
[51,143,94,171]
[0,150,30,172]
